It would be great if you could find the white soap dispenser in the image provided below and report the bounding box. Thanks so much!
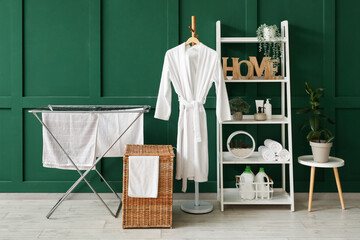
[264,98,272,120]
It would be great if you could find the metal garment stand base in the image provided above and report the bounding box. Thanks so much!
[181,181,214,214]
[32,110,144,219]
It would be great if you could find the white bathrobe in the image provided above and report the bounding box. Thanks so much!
[154,43,231,192]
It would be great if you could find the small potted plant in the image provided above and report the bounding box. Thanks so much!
[229,97,250,120]
[256,24,281,64]
[297,82,335,163]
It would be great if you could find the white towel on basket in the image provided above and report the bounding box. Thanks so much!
[128,156,159,198]
[277,149,291,161]
[264,139,283,155]
[96,112,143,157]
[258,146,276,161]
[42,113,98,170]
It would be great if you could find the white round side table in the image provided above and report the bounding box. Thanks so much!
[298,155,345,212]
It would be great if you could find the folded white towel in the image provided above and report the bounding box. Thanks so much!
[258,146,276,161]
[42,113,98,170]
[277,149,291,161]
[96,112,143,157]
[128,156,159,198]
[264,139,283,155]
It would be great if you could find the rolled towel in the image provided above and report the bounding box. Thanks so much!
[258,145,276,161]
[278,149,291,162]
[264,139,283,155]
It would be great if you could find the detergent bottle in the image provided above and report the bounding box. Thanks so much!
[239,168,255,200]
[254,167,270,199]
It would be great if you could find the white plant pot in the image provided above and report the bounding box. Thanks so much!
[263,27,276,41]
[310,141,333,163]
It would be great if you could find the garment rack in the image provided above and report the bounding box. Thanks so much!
[181,16,213,214]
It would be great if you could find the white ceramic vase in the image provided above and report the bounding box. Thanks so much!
[310,141,333,163]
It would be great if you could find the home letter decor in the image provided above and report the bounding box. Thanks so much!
[264,59,280,79]
[231,58,241,80]
[222,57,232,80]
[223,56,280,80]
[249,56,271,77]
[270,59,280,79]
[222,57,241,80]
[238,60,254,80]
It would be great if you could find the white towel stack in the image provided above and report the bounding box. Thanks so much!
[258,139,291,162]
[258,146,276,161]
[264,139,283,155]
[278,149,291,162]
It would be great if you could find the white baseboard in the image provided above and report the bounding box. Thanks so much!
[0,192,359,200]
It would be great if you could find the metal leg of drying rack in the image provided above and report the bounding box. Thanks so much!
[33,111,143,219]
[181,181,214,214]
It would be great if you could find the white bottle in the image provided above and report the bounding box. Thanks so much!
[264,98,272,120]
[239,169,255,200]
[254,167,270,199]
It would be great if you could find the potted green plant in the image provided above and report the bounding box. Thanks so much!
[229,97,250,120]
[297,82,335,163]
[256,24,281,64]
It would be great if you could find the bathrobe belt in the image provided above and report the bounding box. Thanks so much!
[179,98,204,143]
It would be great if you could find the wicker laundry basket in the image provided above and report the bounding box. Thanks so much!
[122,144,174,229]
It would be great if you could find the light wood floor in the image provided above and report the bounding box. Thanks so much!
[0,196,359,239]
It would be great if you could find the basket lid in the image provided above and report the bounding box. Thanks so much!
[124,144,175,157]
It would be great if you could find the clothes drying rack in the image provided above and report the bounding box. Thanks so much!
[29,105,151,219]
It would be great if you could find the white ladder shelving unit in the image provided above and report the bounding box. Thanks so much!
[216,20,295,212]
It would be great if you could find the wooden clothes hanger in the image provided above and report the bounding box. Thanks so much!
[185,16,200,46]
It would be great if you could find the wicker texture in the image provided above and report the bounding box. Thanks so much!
[122,145,174,229]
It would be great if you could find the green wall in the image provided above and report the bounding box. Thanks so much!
[0,0,358,193]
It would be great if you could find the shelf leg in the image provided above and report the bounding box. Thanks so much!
[281,123,286,192]
[308,166,316,212]
[219,124,224,212]
[333,167,345,210]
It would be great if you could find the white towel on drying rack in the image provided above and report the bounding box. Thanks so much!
[96,112,143,157]
[42,113,98,170]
